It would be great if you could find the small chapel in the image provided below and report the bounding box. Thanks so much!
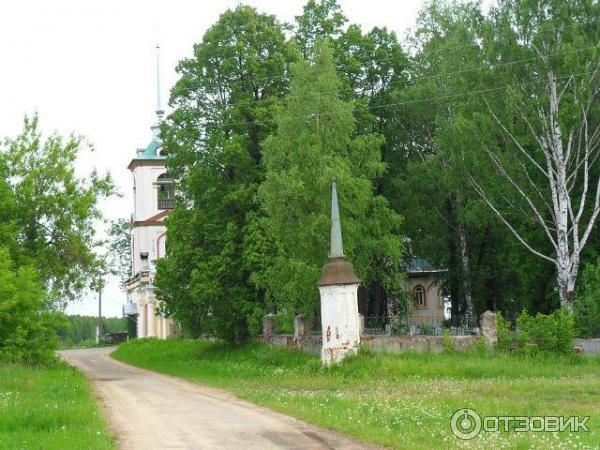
[122,46,175,339]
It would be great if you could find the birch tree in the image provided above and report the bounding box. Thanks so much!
[469,0,599,309]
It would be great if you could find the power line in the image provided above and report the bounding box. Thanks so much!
[194,70,594,130]
[367,16,600,66]
[171,45,598,111]
[167,16,600,95]
[166,44,598,123]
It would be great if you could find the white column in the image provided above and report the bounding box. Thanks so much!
[147,301,155,337]
[136,306,145,338]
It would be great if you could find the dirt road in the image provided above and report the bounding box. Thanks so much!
[60,347,376,450]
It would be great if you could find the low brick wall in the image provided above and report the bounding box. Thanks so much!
[265,333,482,355]
[266,334,322,356]
[266,334,600,356]
[361,335,482,354]
[263,313,600,356]
[573,338,600,355]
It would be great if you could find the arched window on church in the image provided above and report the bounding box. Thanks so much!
[156,173,174,210]
[414,285,426,308]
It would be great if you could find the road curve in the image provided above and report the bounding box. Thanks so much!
[60,347,377,450]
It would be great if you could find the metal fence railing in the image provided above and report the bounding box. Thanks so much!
[265,314,480,338]
[361,317,480,337]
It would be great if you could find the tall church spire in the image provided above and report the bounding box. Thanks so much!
[155,43,164,119]
[151,44,164,140]
[330,177,344,257]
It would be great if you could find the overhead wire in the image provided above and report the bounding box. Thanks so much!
[170,44,598,111]
[176,70,594,130]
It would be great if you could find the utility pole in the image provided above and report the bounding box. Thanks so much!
[96,282,103,345]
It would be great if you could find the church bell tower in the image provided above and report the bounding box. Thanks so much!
[123,44,174,339]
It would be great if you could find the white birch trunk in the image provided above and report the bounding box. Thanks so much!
[470,49,600,311]
[455,196,475,327]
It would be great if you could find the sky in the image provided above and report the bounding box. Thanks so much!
[0,0,428,317]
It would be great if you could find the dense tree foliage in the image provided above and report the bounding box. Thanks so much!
[258,42,404,320]
[156,0,599,340]
[155,6,297,343]
[1,116,114,303]
[393,0,598,324]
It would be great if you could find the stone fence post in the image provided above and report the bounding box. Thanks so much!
[294,314,312,350]
[358,314,365,336]
[263,314,275,341]
[480,310,497,346]
[294,314,311,338]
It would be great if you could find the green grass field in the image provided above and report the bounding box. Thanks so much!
[0,362,115,450]
[113,339,600,449]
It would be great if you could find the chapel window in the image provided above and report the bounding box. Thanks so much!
[414,285,426,308]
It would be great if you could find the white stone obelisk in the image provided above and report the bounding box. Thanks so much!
[319,178,361,365]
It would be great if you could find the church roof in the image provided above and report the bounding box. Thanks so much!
[127,135,166,170]
[404,256,445,274]
[133,130,166,161]
[140,139,164,159]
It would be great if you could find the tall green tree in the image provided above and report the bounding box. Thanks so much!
[1,115,114,303]
[0,116,110,361]
[294,0,347,58]
[390,0,498,326]
[156,6,297,343]
[469,0,600,309]
[294,0,410,316]
[394,0,598,323]
[258,42,405,319]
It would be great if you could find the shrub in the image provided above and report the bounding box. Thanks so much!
[392,322,409,335]
[470,336,489,355]
[496,313,515,353]
[420,324,435,335]
[574,259,600,338]
[497,310,575,356]
[442,329,454,353]
[0,248,67,363]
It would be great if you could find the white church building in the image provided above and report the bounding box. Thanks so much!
[123,46,175,339]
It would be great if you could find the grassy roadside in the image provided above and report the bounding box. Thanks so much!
[0,362,115,450]
[113,338,600,449]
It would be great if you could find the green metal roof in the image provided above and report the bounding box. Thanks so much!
[135,137,165,160]
[131,126,167,162]
[405,256,444,273]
